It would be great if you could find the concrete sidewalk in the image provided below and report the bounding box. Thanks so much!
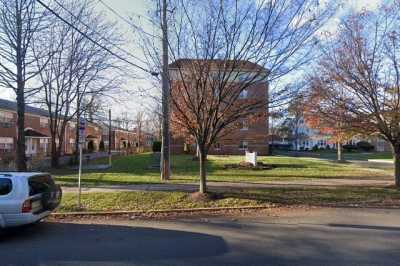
[61,178,394,193]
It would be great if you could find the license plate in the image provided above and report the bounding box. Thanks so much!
[31,200,42,210]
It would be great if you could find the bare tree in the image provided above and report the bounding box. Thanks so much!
[134,110,145,152]
[84,94,106,123]
[115,112,133,131]
[0,0,48,170]
[163,0,336,193]
[34,0,120,167]
[316,3,400,186]
[149,105,162,141]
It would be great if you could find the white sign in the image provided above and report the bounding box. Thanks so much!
[245,151,257,166]
[0,137,13,144]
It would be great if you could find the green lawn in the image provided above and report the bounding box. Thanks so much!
[59,191,261,212]
[226,186,400,206]
[52,153,392,187]
[58,186,400,213]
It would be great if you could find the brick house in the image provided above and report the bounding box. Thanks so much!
[111,128,135,151]
[0,99,103,162]
[169,59,269,155]
[0,99,52,160]
[101,125,154,152]
[101,125,134,151]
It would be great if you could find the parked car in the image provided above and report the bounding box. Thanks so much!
[0,172,62,228]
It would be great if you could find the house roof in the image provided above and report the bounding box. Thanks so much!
[169,59,267,72]
[0,99,103,127]
[0,98,49,117]
[25,129,49,138]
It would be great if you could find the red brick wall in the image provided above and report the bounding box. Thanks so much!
[170,80,269,156]
[0,108,107,159]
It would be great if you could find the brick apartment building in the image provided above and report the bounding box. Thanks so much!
[0,99,153,163]
[102,126,135,151]
[0,99,52,159]
[101,126,155,152]
[169,59,269,155]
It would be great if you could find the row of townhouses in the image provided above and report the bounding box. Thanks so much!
[281,117,391,152]
[0,99,154,162]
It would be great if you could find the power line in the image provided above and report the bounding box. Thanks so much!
[97,0,136,28]
[97,0,159,39]
[52,0,148,66]
[36,0,157,75]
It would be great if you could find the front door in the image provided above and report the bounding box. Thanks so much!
[25,138,37,155]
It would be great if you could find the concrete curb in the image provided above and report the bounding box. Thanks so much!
[51,205,275,217]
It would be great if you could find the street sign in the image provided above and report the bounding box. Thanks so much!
[79,118,86,144]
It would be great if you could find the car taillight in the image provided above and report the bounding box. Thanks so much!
[21,199,32,213]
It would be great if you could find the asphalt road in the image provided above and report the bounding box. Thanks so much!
[1,208,400,266]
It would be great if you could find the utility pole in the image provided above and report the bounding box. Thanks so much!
[77,117,85,209]
[160,0,170,180]
[108,109,112,167]
[136,121,140,153]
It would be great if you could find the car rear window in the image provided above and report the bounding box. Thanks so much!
[29,175,56,196]
[0,178,12,195]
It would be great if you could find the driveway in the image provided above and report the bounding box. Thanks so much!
[2,208,400,265]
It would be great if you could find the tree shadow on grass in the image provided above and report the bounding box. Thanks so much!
[0,222,228,265]
[217,186,400,206]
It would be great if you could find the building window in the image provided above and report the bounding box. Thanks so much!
[0,111,13,128]
[241,120,249,130]
[239,89,248,99]
[40,138,49,154]
[40,117,48,128]
[0,137,13,153]
[239,140,248,150]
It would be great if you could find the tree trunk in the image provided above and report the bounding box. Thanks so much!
[15,6,27,171]
[51,138,59,168]
[16,90,27,171]
[199,150,207,193]
[337,142,343,162]
[392,144,400,187]
[194,142,200,158]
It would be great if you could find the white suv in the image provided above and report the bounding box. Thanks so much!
[0,172,62,228]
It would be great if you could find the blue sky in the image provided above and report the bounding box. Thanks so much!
[0,0,385,117]
[0,0,154,117]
